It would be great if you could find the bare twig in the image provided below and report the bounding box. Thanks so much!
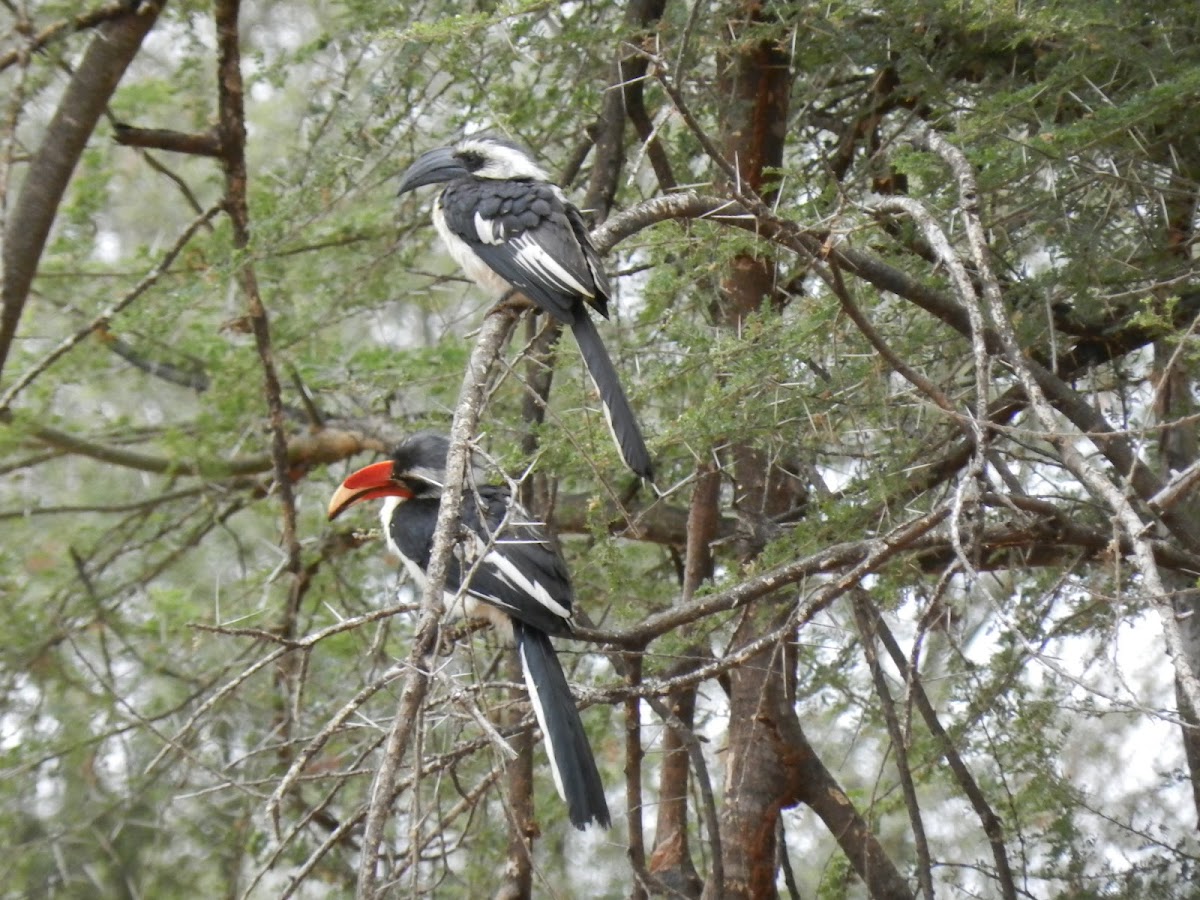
[0,2,33,234]
[864,600,1017,898]
[135,149,211,217]
[265,662,407,835]
[112,123,223,157]
[213,2,309,730]
[14,420,384,478]
[622,652,652,900]
[145,600,417,777]
[903,124,1200,719]
[852,591,935,899]
[0,1,148,73]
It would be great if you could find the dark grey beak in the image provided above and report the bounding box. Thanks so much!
[397,147,467,194]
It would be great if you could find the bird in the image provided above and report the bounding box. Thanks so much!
[397,135,654,481]
[327,432,611,830]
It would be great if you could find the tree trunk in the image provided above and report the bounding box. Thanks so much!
[708,7,795,895]
[0,2,164,383]
[711,610,804,899]
[1157,162,1200,827]
[1154,340,1200,828]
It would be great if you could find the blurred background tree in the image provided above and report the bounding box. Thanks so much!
[3,1,1200,897]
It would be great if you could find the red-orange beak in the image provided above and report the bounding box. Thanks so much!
[327,460,413,521]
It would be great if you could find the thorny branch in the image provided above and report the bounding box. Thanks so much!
[897,124,1200,721]
[355,307,519,899]
[863,597,1019,898]
[16,418,384,478]
[211,1,318,786]
[852,591,934,899]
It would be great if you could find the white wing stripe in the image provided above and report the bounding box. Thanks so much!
[484,549,572,620]
[511,234,593,297]
[474,211,505,245]
[520,641,567,801]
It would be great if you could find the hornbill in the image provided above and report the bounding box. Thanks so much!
[397,135,654,481]
[327,432,611,830]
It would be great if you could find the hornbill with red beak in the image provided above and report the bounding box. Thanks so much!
[327,432,611,829]
[397,135,653,481]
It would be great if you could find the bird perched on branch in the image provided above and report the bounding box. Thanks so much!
[397,135,653,481]
[327,432,611,829]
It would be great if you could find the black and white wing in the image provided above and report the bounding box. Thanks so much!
[512,619,610,829]
[437,180,653,480]
[386,488,576,637]
[439,179,610,322]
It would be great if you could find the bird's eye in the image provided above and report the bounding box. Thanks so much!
[457,151,485,171]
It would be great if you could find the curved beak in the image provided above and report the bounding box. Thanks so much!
[397,146,467,194]
[327,460,412,521]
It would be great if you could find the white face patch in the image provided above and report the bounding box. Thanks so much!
[457,138,550,181]
[380,497,407,560]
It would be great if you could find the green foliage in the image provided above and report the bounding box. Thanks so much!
[4,0,1200,896]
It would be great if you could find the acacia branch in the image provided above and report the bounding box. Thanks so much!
[594,151,1200,555]
[904,124,1200,719]
[99,330,211,392]
[136,148,211,217]
[863,600,1018,898]
[789,711,916,900]
[852,591,934,899]
[584,0,670,217]
[356,307,519,899]
[16,420,383,478]
[622,653,653,899]
[112,123,223,157]
[576,504,949,649]
[145,598,419,779]
[646,460,720,894]
[592,191,753,254]
[0,1,148,74]
[593,105,1197,562]
[213,0,315,767]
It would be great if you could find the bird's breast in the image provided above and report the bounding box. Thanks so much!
[433,198,512,298]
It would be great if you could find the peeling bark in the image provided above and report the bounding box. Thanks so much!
[712,612,803,899]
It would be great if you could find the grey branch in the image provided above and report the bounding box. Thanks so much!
[355,306,519,899]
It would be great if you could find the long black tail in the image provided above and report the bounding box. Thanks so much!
[513,621,610,829]
[569,315,653,481]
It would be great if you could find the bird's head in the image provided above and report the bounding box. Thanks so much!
[397,135,550,194]
[327,432,452,520]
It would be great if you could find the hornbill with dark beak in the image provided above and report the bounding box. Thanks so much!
[396,135,653,481]
[327,432,611,829]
